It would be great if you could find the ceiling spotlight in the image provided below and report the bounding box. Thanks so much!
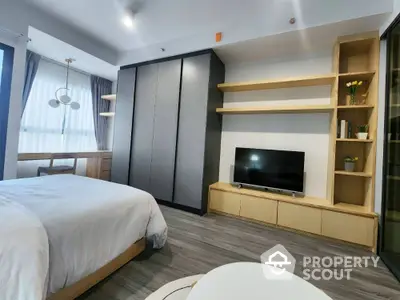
[122,14,135,29]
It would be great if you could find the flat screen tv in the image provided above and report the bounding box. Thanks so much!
[234,147,305,193]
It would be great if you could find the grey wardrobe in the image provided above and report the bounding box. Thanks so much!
[111,51,225,214]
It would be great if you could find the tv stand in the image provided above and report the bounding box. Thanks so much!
[208,182,378,252]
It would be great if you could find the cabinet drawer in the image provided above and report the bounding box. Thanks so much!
[278,202,322,234]
[101,158,112,171]
[322,210,375,247]
[100,170,111,181]
[209,190,241,215]
[240,195,277,224]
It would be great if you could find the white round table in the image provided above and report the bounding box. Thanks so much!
[187,262,332,300]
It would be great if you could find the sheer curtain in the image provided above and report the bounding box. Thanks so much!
[19,59,97,152]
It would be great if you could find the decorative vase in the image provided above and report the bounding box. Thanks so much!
[357,132,368,140]
[347,94,356,105]
[344,161,355,172]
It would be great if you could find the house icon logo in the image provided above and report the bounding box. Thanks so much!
[260,244,296,280]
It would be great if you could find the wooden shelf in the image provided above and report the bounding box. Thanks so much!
[99,112,115,117]
[101,94,116,101]
[216,105,334,115]
[337,105,374,110]
[335,171,372,177]
[336,138,374,143]
[338,71,376,81]
[217,74,336,92]
[388,176,400,181]
[333,203,373,216]
[389,140,400,144]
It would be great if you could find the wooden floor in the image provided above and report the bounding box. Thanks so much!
[79,205,400,300]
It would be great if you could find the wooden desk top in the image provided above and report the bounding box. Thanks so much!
[18,151,112,161]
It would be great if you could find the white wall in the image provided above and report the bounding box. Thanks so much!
[219,53,332,199]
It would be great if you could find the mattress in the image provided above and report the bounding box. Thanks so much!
[0,174,167,299]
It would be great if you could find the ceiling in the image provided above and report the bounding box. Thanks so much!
[28,27,119,81]
[24,0,393,67]
[26,0,253,52]
[215,14,388,65]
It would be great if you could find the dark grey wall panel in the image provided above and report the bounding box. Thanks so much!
[201,53,225,212]
[129,64,158,192]
[111,68,136,184]
[174,54,211,209]
[150,59,181,201]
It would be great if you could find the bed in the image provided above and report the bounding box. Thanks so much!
[0,174,167,300]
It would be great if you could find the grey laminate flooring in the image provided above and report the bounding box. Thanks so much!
[79,205,400,300]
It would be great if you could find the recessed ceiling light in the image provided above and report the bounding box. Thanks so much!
[122,14,135,29]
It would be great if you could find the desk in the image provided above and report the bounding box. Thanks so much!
[18,151,112,181]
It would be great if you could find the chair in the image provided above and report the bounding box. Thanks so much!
[37,153,78,176]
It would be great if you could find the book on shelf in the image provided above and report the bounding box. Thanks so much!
[338,120,352,139]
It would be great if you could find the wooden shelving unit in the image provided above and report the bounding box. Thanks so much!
[332,32,379,214]
[211,32,380,251]
[99,112,115,117]
[217,74,335,92]
[101,94,116,101]
[336,138,374,143]
[337,105,374,110]
[216,105,334,115]
[338,71,376,81]
[335,170,372,177]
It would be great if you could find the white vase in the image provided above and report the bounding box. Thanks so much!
[357,132,368,140]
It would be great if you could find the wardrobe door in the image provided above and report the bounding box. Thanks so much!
[111,68,136,185]
[129,64,158,192]
[174,54,211,209]
[150,59,181,201]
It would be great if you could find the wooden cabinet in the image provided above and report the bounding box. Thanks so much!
[209,190,241,215]
[240,195,277,224]
[321,210,376,247]
[208,182,378,251]
[278,202,322,235]
[87,157,111,181]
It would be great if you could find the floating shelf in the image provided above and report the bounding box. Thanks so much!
[336,138,374,143]
[101,94,116,101]
[217,74,336,92]
[99,112,115,117]
[337,105,374,110]
[338,71,375,81]
[216,105,334,115]
[388,176,400,180]
[335,170,372,177]
[389,140,400,143]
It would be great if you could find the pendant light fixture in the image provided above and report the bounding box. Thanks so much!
[48,58,80,110]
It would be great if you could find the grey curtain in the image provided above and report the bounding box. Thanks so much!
[90,75,112,150]
[22,50,41,116]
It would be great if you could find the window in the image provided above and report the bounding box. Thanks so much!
[19,59,97,152]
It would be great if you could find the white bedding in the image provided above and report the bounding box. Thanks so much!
[0,175,167,299]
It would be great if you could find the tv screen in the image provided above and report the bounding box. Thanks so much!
[234,147,305,193]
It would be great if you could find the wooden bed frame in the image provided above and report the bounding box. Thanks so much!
[47,238,146,300]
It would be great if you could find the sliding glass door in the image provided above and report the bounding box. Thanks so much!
[381,20,400,281]
[0,42,14,180]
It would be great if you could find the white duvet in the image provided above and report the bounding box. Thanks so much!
[0,175,167,300]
